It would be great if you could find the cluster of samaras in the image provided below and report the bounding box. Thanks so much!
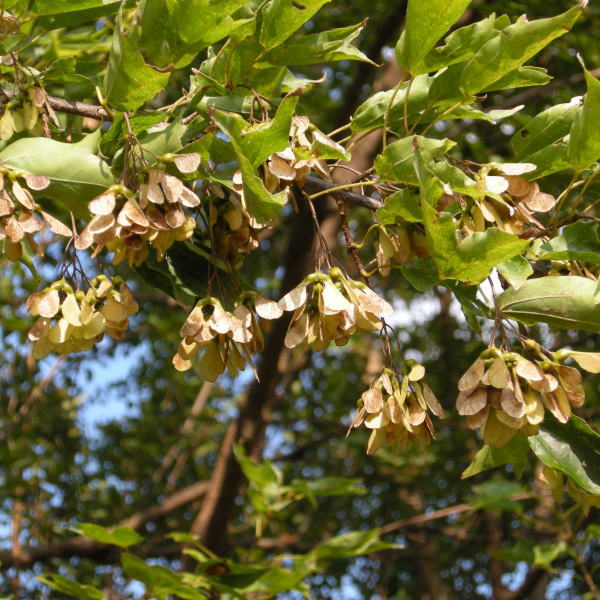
[0,87,57,141]
[468,162,557,235]
[174,268,392,381]
[349,365,445,454]
[26,276,138,359]
[457,346,599,447]
[173,293,283,381]
[278,268,393,350]
[0,166,71,260]
[76,155,201,266]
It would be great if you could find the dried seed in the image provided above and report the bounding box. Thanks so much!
[89,192,116,215]
[173,153,201,174]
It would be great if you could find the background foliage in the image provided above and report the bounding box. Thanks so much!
[0,0,599,599]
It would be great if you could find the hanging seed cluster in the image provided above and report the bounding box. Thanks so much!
[77,154,201,266]
[0,87,54,141]
[263,116,345,188]
[539,465,600,513]
[376,225,429,276]
[466,162,557,236]
[173,294,283,381]
[456,347,598,448]
[0,166,70,260]
[26,276,138,359]
[205,183,263,268]
[349,365,445,454]
[278,268,393,350]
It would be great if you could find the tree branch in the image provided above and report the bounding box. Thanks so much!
[0,481,209,569]
[0,87,110,121]
[304,176,383,210]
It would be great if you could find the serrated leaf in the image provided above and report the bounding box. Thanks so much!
[233,444,282,489]
[121,553,205,600]
[309,529,400,561]
[137,0,251,70]
[482,66,552,92]
[568,65,600,169]
[422,202,529,285]
[104,10,170,112]
[529,415,600,495]
[375,135,455,184]
[467,479,525,511]
[412,13,510,74]
[37,574,102,600]
[513,102,580,160]
[493,539,536,563]
[395,0,471,74]
[462,436,529,479]
[497,276,600,333]
[445,280,488,332]
[351,75,432,133]
[459,6,582,96]
[260,0,332,50]
[497,255,533,289]
[33,0,120,28]
[401,258,441,292]
[256,22,374,68]
[538,222,600,264]
[72,523,143,548]
[377,190,422,225]
[533,542,569,569]
[0,133,115,217]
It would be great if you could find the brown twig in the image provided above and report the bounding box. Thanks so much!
[0,87,110,120]
[0,480,209,569]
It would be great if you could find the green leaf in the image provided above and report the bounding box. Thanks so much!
[104,11,170,112]
[37,574,102,600]
[100,113,166,158]
[260,0,333,50]
[497,276,600,333]
[375,135,455,184]
[121,553,205,600]
[568,65,600,169]
[401,258,441,292]
[445,281,488,332]
[0,133,115,216]
[395,0,471,74]
[467,479,525,511]
[256,22,374,68]
[233,444,282,489]
[72,523,143,549]
[462,435,529,479]
[482,66,552,92]
[137,0,251,70]
[422,203,529,285]
[213,107,290,223]
[538,222,600,264]
[195,38,287,97]
[414,150,528,284]
[240,96,299,167]
[33,0,120,28]
[533,542,569,569]
[412,13,510,74]
[529,415,600,495]
[497,255,533,289]
[512,101,580,178]
[513,102,580,159]
[459,6,583,96]
[289,477,366,498]
[377,190,423,225]
[493,539,536,563]
[351,75,432,133]
[309,529,400,562]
